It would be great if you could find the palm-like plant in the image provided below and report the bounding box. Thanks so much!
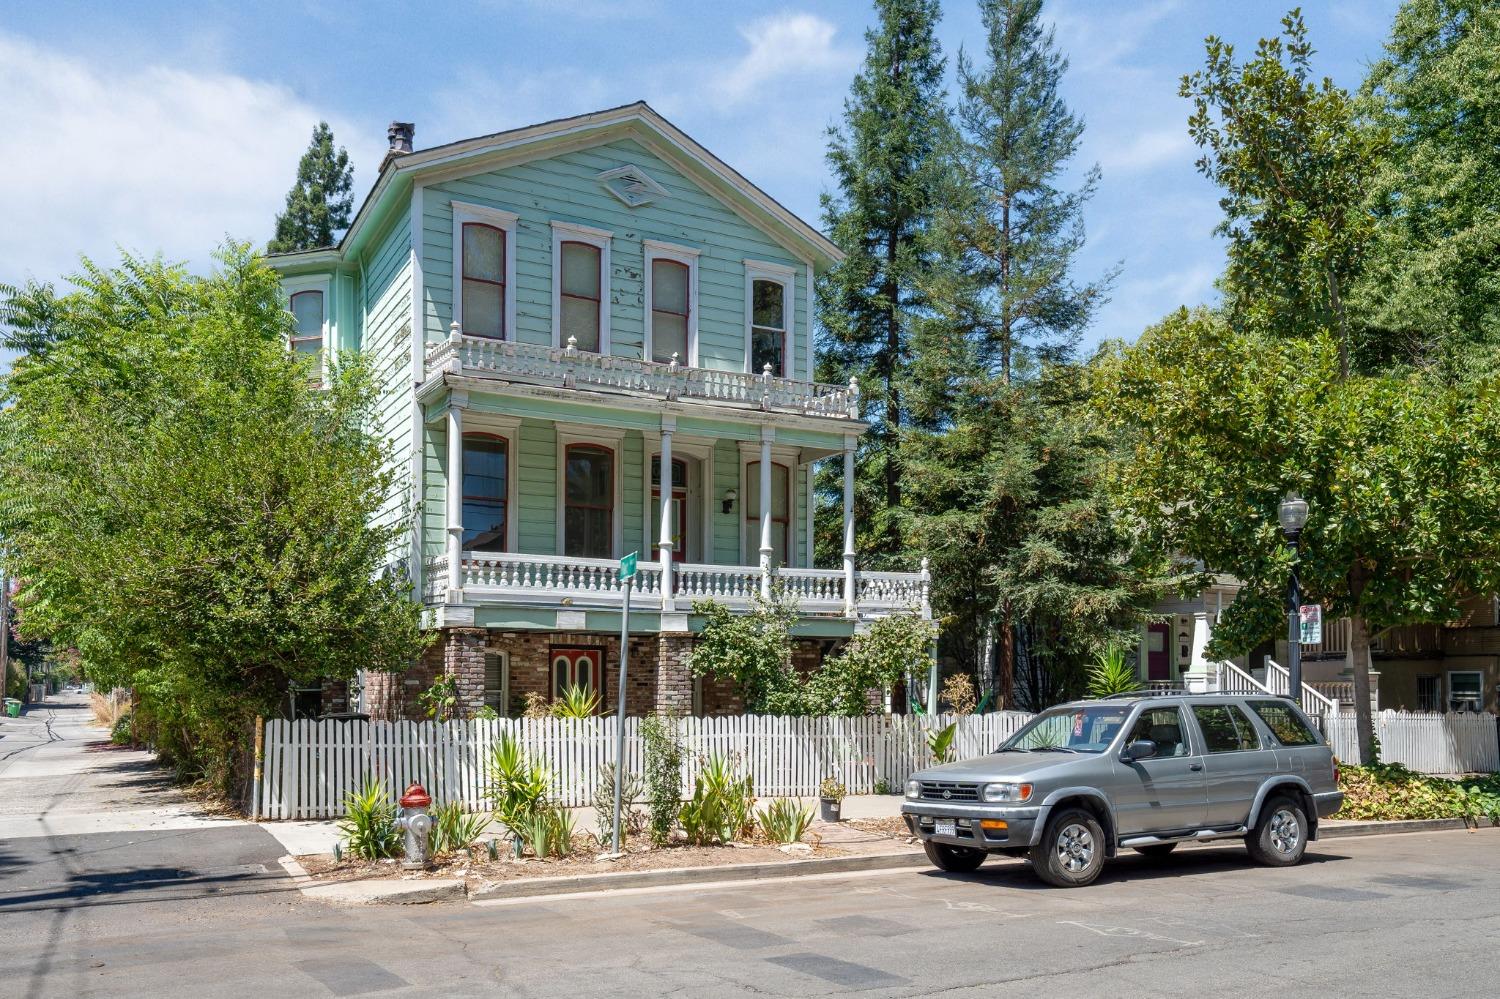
[551,683,601,719]
[1087,642,1142,698]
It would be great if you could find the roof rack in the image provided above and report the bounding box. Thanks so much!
[1099,689,1190,699]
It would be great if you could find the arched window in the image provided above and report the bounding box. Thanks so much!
[461,222,506,339]
[290,290,324,360]
[462,434,508,552]
[651,455,688,562]
[559,241,602,352]
[745,460,790,567]
[564,443,613,558]
[650,259,690,364]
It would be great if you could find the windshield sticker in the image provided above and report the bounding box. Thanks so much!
[1073,712,1085,736]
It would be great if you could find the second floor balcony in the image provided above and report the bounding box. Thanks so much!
[425,323,861,421]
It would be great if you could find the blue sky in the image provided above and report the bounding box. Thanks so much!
[1,0,1401,360]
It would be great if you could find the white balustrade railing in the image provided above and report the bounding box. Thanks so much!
[426,328,859,419]
[1213,660,1269,697]
[1263,659,1339,717]
[425,551,930,619]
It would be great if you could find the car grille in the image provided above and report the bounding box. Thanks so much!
[918,781,980,802]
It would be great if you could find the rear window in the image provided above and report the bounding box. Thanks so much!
[1248,700,1318,746]
[1192,704,1260,753]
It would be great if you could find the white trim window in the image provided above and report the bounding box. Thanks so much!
[1448,670,1484,712]
[644,240,699,365]
[551,221,612,353]
[744,260,795,377]
[484,651,510,716]
[282,275,329,374]
[555,425,626,559]
[461,432,512,553]
[452,201,519,339]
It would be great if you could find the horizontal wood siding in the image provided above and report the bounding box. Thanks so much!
[422,138,810,377]
[517,419,556,554]
[423,421,445,558]
[623,430,644,559]
[713,439,742,563]
[360,208,414,536]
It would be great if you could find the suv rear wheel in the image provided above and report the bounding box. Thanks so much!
[1030,807,1106,887]
[1246,795,1308,866]
[923,840,987,873]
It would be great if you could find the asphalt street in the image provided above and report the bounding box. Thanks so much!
[1,695,1495,998]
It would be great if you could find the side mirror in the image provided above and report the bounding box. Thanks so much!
[1122,739,1157,762]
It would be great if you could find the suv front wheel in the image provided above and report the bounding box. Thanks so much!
[1246,795,1308,866]
[923,840,987,873]
[1030,807,1106,887]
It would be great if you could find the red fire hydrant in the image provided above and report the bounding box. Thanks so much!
[396,782,433,871]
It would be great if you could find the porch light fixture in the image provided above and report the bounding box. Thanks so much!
[1279,491,1310,703]
[722,488,737,514]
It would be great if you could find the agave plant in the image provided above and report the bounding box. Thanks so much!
[551,683,601,719]
[337,776,402,860]
[1087,642,1142,698]
[486,732,551,839]
[755,798,814,844]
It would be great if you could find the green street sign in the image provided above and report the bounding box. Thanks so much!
[618,551,638,581]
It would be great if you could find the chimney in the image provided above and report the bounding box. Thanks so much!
[387,121,415,155]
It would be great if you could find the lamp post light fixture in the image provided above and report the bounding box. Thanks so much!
[1278,492,1310,705]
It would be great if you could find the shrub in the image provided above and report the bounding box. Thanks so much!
[516,805,577,858]
[338,777,401,860]
[486,732,551,842]
[819,777,846,802]
[1337,763,1500,823]
[418,675,461,721]
[473,705,499,721]
[521,691,550,719]
[591,762,645,842]
[90,690,131,729]
[874,777,892,796]
[641,714,683,844]
[429,801,490,856]
[551,683,601,719]
[679,754,755,845]
[110,713,134,746]
[940,673,977,715]
[756,798,814,843]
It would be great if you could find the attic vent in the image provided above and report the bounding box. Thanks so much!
[597,164,669,208]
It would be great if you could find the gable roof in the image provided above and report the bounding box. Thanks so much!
[271,102,842,271]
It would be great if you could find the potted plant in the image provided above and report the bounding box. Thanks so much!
[818,777,846,822]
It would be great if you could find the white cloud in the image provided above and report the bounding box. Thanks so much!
[711,12,859,108]
[0,31,378,288]
[1099,127,1194,174]
[1047,0,1183,74]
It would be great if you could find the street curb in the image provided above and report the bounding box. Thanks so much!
[1320,817,1475,838]
[279,854,468,905]
[468,849,928,901]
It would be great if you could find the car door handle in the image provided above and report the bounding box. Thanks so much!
[1189,763,1204,772]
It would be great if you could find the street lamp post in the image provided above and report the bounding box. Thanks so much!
[1278,492,1310,705]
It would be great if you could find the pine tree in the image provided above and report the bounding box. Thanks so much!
[818,0,952,568]
[268,122,354,253]
[904,0,1121,703]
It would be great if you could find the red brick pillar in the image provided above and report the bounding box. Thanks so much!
[444,628,488,718]
[654,632,695,715]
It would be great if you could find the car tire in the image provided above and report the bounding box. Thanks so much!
[1030,808,1106,887]
[923,840,987,873]
[1132,843,1178,859]
[1246,795,1308,867]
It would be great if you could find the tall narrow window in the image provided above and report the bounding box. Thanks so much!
[484,652,509,716]
[750,279,786,376]
[559,241,602,352]
[289,290,324,362]
[462,222,506,338]
[745,460,790,566]
[651,259,690,364]
[651,455,688,562]
[565,444,614,558]
[462,434,508,552]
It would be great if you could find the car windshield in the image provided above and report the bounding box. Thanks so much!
[998,705,1131,754]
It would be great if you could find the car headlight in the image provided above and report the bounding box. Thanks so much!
[982,782,1033,803]
[905,779,921,799]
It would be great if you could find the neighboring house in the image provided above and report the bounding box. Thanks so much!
[268,103,930,721]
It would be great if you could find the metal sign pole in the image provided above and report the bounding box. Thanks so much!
[610,564,634,856]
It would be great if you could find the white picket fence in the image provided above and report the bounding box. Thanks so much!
[1324,710,1500,773]
[258,712,1035,820]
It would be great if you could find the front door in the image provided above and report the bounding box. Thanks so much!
[550,646,603,704]
[1146,622,1171,682]
[1114,705,1207,835]
[652,456,690,562]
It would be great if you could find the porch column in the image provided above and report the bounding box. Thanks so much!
[842,434,856,617]
[1187,610,1212,691]
[658,417,676,612]
[445,390,468,603]
[759,427,774,599]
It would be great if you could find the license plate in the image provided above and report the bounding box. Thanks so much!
[934,818,956,837]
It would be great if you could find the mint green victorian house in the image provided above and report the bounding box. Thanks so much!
[269,104,929,720]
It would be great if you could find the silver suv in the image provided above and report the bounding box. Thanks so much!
[901,693,1343,887]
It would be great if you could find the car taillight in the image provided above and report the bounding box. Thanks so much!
[1332,758,1340,783]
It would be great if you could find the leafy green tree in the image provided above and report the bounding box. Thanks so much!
[1096,310,1500,762]
[1354,0,1500,380]
[689,589,802,715]
[0,245,427,793]
[1180,9,1384,376]
[268,122,354,253]
[807,614,937,716]
[819,0,953,567]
